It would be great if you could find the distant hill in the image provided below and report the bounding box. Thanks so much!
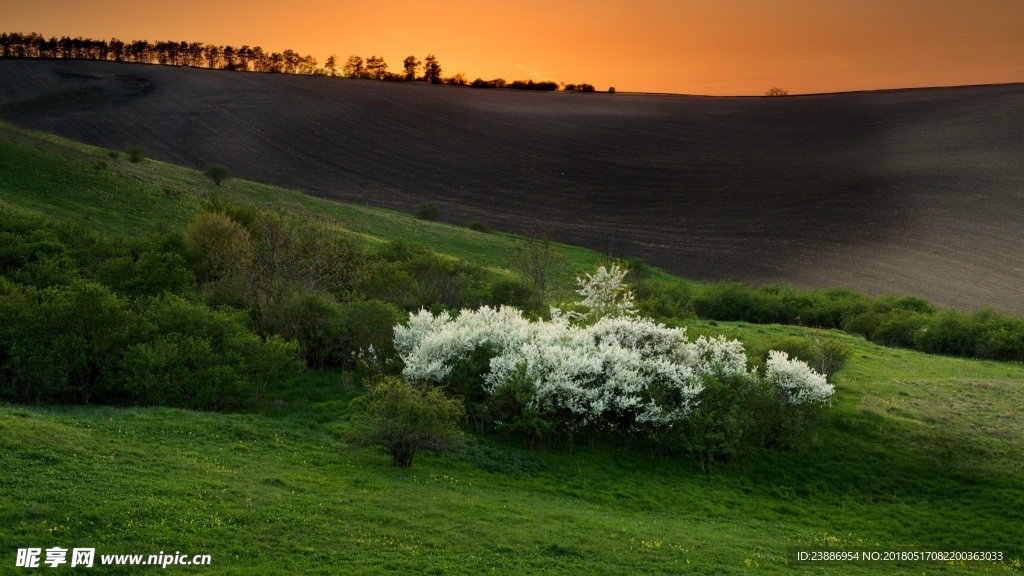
[2,59,1023,313]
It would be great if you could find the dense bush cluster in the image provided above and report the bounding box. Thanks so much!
[395,305,833,459]
[0,200,549,409]
[0,279,299,407]
[642,279,1024,362]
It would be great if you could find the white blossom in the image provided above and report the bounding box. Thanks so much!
[576,263,637,317]
[765,350,834,405]
[394,307,834,434]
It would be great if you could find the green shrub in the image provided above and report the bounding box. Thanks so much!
[488,279,543,313]
[204,164,232,186]
[377,239,429,262]
[468,220,491,233]
[201,193,260,228]
[842,310,882,339]
[482,363,551,446]
[872,309,929,348]
[11,254,80,288]
[403,252,488,309]
[335,299,404,372]
[358,259,419,309]
[755,334,849,379]
[260,291,341,368]
[348,376,465,467]
[183,211,253,282]
[915,309,978,356]
[97,252,195,297]
[0,281,137,403]
[125,144,144,163]
[443,344,497,430]
[872,294,935,315]
[637,284,693,321]
[666,372,763,471]
[693,282,771,322]
[116,334,246,409]
[414,201,441,221]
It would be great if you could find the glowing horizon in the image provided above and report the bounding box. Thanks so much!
[5,0,1023,95]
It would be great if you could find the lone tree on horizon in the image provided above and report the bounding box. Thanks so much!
[765,87,789,96]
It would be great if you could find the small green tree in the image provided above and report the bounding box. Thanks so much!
[204,164,231,186]
[348,377,465,467]
[509,229,565,300]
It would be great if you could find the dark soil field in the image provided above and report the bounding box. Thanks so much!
[2,59,1023,313]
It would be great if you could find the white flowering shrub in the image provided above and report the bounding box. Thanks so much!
[394,306,833,451]
[576,263,637,317]
[765,350,834,405]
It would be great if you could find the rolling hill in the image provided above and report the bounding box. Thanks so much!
[2,59,1023,313]
[0,95,1022,575]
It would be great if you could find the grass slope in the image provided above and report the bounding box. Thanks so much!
[3,60,1024,313]
[0,122,1022,574]
[0,120,605,282]
[2,332,1022,575]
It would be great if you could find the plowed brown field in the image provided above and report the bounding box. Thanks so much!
[2,60,1023,313]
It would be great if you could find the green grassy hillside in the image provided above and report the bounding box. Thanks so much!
[2,334,1022,574]
[0,121,605,280]
[1,121,1022,574]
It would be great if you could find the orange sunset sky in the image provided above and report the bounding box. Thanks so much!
[6,0,1024,95]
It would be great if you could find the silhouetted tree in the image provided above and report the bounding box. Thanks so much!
[343,55,365,78]
[765,87,789,96]
[403,55,420,81]
[203,44,221,68]
[422,54,442,84]
[0,30,604,92]
[443,72,467,86]
[268,52,284,73]
[365,55,387,80]
[238,45,252,71]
